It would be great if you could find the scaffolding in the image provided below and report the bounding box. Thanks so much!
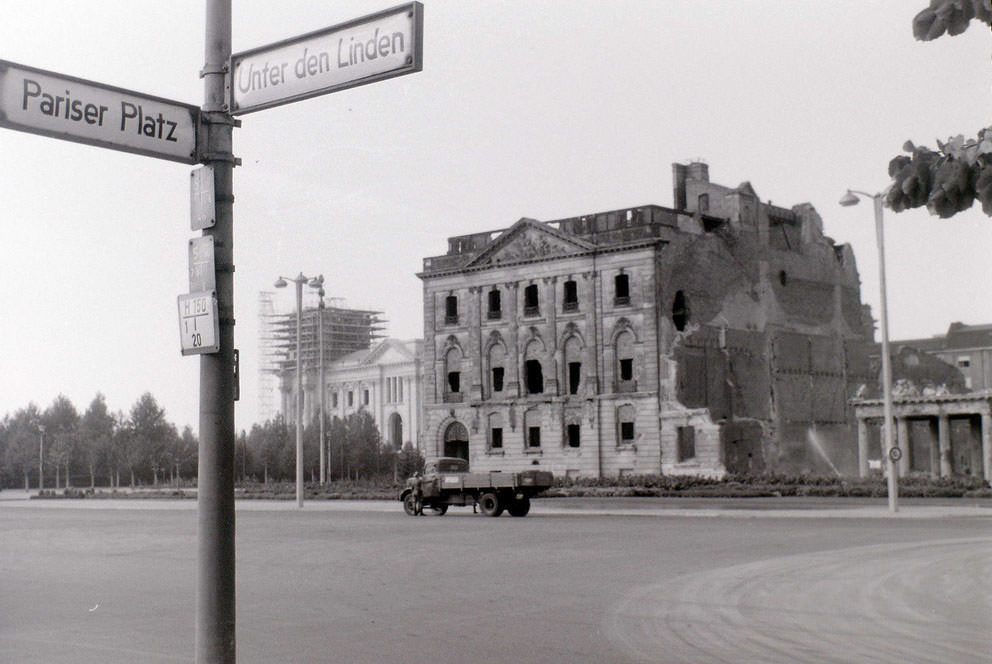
[259,291,386,384]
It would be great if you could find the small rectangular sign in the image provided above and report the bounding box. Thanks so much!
[230,2,423,115]
[0,60,199,164]
[178,291,220,355]
[190,165,216,230]
[188,236,216,292]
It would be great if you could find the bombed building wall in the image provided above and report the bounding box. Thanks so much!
[659,164,873,476]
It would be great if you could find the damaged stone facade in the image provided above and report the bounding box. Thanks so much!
[418,162,873,478]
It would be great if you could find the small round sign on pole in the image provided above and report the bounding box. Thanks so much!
[888,446,903,462]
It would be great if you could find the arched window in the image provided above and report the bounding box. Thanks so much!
[488,413,503,450]
[488,342,506,396]
[615,330,635,391]
[443,421,469,460]
[564,335,583,395]
[444,346,462,401]
[672,290,689,331]
[524,339,544,395]
[388,413,403,450]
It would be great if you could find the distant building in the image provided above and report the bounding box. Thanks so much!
[265,298,385,423]
[418,162,873,478]
[851,324,992,480]
[321,338,424,451]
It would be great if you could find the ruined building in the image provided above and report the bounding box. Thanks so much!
[417,162,874,478]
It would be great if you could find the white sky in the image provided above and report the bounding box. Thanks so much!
[1,1,989,434]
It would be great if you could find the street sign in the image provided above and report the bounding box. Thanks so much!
[191,165,216,230]
[0,59,199,164]
[188,236,216,292]
[230,2,423,115]
[178,291,220,355]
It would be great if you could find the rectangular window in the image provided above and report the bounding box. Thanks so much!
[398,378,403,402]
[614,273,630,305]
[447,371,460,394]
[331,392,338,408]
[619,358,633,381]
[363,389,370,406]
[563,280,578,312]
[491,427,503,449]
[567,423,580,448]
[568,362,581,395]
[347,391,354,407]
[445,295,458,324]
[620,421,635,442]
[957,356,971,368]
[528,426,541,448]
[488,289,502,319]
[524,284,540,317]
[677,426,696,461]
[491,367,504,392]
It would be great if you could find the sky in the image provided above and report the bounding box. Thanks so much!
[1,1,990,435]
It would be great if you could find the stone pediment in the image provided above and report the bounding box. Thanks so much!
[466,218,595,268]
[363,339,416,365]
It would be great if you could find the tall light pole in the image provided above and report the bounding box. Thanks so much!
[38,424,45,491]
[275,273,324,507]
[840,189,898,513]
[314,275,327,485]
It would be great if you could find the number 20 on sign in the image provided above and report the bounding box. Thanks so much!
[177,291,220,355]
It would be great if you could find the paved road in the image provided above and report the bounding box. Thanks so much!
[1,497,989,663]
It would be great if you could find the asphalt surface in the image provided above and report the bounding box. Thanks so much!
[1,493,990,663]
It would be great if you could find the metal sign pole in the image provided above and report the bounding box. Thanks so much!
[196,0,237,662]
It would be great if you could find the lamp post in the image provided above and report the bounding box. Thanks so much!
[840,189,898,512]
[275,273,324,508]
[38,424,45,491]
[314,275,327,485]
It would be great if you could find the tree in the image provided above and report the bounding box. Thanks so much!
[80,394,115,488]
[43,395,79,489]
[128,393,171,486]
[887,3,992,218]
[2,405,41,489]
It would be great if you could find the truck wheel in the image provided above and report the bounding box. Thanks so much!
[429,504,448,516]
[478,492,503,517]
[507,496,531,517]
[403,493,418,516]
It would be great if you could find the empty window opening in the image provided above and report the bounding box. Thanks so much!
[524,284,540,316]
[619,358,633,382]
[618,404,635,445]
[525,359,544,394]
[567,423,581,448]
[331,392,338,408]
[614,273,630,305]
[672,290,689,331]
[363,389,370,405]
[347,391,354,407]
[779,270,788,286]
[488,289,501,319]
[568,362,581,395]
[491,366,504,393]
[445,295,458,324]
[698,193,710,214]
[447,371,460,394]
[563,280,578,311]
[677,426,696,461]
[490,427,503,449]
[528,426,541,448]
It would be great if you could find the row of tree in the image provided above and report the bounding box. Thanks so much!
[0,393,420,490]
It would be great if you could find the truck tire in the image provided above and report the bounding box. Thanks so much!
[403,493,418,516]
[507,496,531,517]
[478,492,503,517]
[428,504,448,516]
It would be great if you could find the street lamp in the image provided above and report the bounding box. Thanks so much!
[38,424,45,492]
[274,272,324,507]
[840,189,898,513]
[313,275,327,485]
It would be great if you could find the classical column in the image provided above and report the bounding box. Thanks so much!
[938,414,951,478]
[857,417,868,478]
[983,411,992,483]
